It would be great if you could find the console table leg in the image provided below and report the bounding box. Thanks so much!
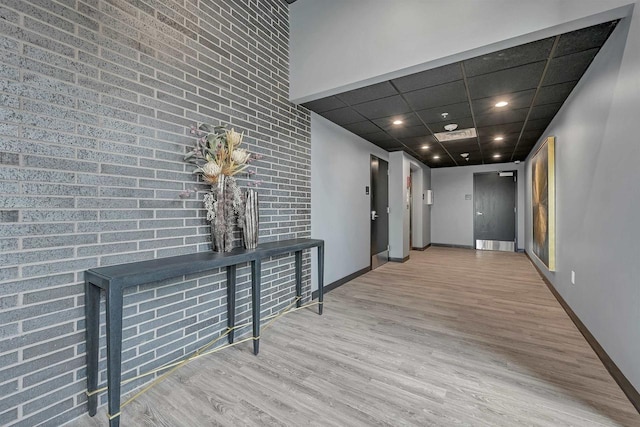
[84,280,100,417]
[318,244,324,315]
[251,259,261,355]
[295,250,302,308]
[105,286,124,427]
[226,265,236,344]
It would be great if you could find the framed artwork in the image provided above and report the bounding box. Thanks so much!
[531,136,556,271]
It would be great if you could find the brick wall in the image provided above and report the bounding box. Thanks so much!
[0,0,311,425]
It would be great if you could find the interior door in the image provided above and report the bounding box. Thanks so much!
[473,171,517,251]
[371,156,389,269]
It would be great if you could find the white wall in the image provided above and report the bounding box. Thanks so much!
[410,165,422,249]
[310,113,388,291]
[389,151,430,259]
[290,0,633,102]
[432,163,525,249]
[525,13,640,391]
[388,152,409,259]
[423,166,432,246]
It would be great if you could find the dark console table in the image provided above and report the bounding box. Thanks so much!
[84,238,324,427]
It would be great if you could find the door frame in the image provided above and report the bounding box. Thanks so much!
[370,155,389,269]
[472,170,518,251]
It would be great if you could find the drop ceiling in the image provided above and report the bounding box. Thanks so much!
[302,21,618,168]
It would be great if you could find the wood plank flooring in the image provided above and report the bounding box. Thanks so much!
[69,247,640,426]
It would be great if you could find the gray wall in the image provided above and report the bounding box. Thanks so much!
[0,1,310,425]
[310,113,388,290]
[525,13,640,392]
[432,163,525,249]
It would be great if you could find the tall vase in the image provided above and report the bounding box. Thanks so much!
[243,189,259,249]
[212,175,227,252]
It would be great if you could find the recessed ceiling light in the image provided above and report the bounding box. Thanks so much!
[392,119,403,125]
[494,136,504,141]
[495,101,509,108]
[493,154,501,158]
[433,155,440,160]
[421,144,429,150]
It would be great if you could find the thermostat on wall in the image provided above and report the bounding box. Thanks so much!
[426,190,433,205]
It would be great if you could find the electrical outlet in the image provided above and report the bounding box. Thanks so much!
[571,270,576,285]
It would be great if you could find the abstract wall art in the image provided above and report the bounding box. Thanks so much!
[532,136,556,271]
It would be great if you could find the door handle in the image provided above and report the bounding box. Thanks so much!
[371,210,379,220]
[476,211,483,216]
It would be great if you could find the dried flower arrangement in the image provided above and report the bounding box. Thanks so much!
[185,124,259,252]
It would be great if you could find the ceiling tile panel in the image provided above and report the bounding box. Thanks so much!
[477,122,525,137]
[372,113,423,130]
[352,95,412,119]
[475,108,528,127]
[528,102,562,120]
[471,90,535,115]
[442,148,481,161]
[387,125,431,139]
[337,81,398,105]
[514,140,537,152]
[464,38,554,77]
[554,21,617,57]
[375,140,404,151]
[449,150,483,164]
[403,80,467,110]
[478,131,521,144]
[429,159,457,168]
[467,61,546,99]
[392,63,463,93]
[302,96,346,113]
[543,48,599,86]
[480,140,518,153]
[524,117,553,131]
[399,135,438,149]
[342,120,382,135]
[534,81,578,105]
[364,131,395,143]
[320,107,365,125]
[520,130,545,143]
[416,102,471,124]
[427,116,475,133]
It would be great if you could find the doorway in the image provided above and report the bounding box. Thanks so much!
[473,171,517,252]
[370,155,389,269]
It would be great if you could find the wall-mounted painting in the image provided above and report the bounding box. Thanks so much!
[531,136,556,271]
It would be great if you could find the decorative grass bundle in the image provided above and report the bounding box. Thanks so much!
[185,123,258,252]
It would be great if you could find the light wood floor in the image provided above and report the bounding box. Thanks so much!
[70,247,640,426]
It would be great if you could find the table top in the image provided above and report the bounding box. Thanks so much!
[85,238,323,289]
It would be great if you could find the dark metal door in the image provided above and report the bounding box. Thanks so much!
[371,156,389,268]
[473,171,517,251]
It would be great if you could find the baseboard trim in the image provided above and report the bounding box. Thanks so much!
[311,266,370,300]
[389,255,410,263]
[411,243,431,251]
[525,251,640,414]
[430,243,474,250]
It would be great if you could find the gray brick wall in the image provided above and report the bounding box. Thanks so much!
[0,0,311,425]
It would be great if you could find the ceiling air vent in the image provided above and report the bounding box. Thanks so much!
[434,128,477,142]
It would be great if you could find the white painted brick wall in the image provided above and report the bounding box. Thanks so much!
[0,0,311,425]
